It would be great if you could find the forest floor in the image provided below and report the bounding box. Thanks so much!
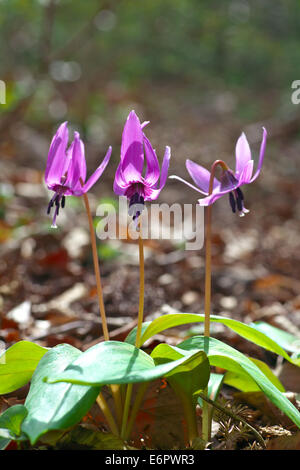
[1,85,300,450]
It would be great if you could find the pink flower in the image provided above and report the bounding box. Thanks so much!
[45,122,112,227]
[170,128,267,216]
[113,110,171,221]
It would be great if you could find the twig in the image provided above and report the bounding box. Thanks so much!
[198,392,266,449]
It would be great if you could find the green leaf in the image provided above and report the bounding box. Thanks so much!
[21,344,100,445]
[45,340,208,387]
[0,405,28,440]
[0,341,47,394]
[151,344,210,400]
[177,336,300,428]
[0,438,11,450]
[125,313,296,364]
[252,322,300,356]
[224,357,285,393]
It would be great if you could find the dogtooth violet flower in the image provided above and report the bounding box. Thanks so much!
[113,110,171,221]
[45,121,112,227]
[170,128,267,216]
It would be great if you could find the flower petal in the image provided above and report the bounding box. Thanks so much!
[45,122,69,185]
[65,132,86,191]
[80,146,112,194]
[198,190,228,206]
[113,162,129,196]
[145,146,171,201]
[159,145,171,190]
[143,135,160,186]
[250,127,267,182]
[120,110,144,180]
[169,175,207,194]
[186,159,219,194]
[235,132,252,178]
[238,159,254,185]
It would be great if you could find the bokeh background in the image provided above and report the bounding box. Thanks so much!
[1,0,300,370]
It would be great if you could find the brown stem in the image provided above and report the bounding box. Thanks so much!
[204,160,228,338]
[203,160,229,442]
[81,189,109,340]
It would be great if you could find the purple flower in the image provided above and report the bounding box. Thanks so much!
[113,110,171,220]
[45,122,112,227]
[170,128,267,216]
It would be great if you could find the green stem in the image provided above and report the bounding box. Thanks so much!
[124,382,149,441]
[121,383,133,439]
[96,393,119,436]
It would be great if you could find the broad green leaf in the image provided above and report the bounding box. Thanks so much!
[0,405,28,441]
[45,340,207,387]
[21,344,100,445]
[0,341,47,394]
[0,437,11,450]
[177,336,300,428]
[151,344,210,400]
[224,357,285,393]
[125,313,297,364]
[252,322,300,356]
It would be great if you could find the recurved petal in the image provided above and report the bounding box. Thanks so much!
[238,159,254,185]
[169,174,208,194]
[147,146,171,200]
[45,121,69,185]
[66,132,85,191]
[198,189,229,207]
[80,146,112,194]
[235,132,252,178]
[120,110,144,177]
[250,127,267,182]
[186,160,219,194]
[143,135,160,186]
[141,121,150,129]
[159,145,171,189]
[113,161,128,196]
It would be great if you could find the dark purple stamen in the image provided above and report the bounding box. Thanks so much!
[229,192,236,213]
[47,192,66,223]
[128,193,145,221]
[228,187,246,214]
[236,187,244,201]
[47,199,54,214]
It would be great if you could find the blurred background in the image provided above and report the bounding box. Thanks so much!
[1,0,300,366]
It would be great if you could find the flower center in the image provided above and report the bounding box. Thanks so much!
[220,169,239,191]
[126,183,145,222]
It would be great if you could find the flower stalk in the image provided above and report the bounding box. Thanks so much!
[121,219,145,440]
[81,181,123,433]
[202,160,228,442]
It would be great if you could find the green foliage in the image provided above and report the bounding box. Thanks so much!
[0,341,47,394]
[125,313,300,366]
[21,344,100,445]
[45,340,209,388]
[178,335,300,428]
[151,344,210,402]
[0,405,28,441]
